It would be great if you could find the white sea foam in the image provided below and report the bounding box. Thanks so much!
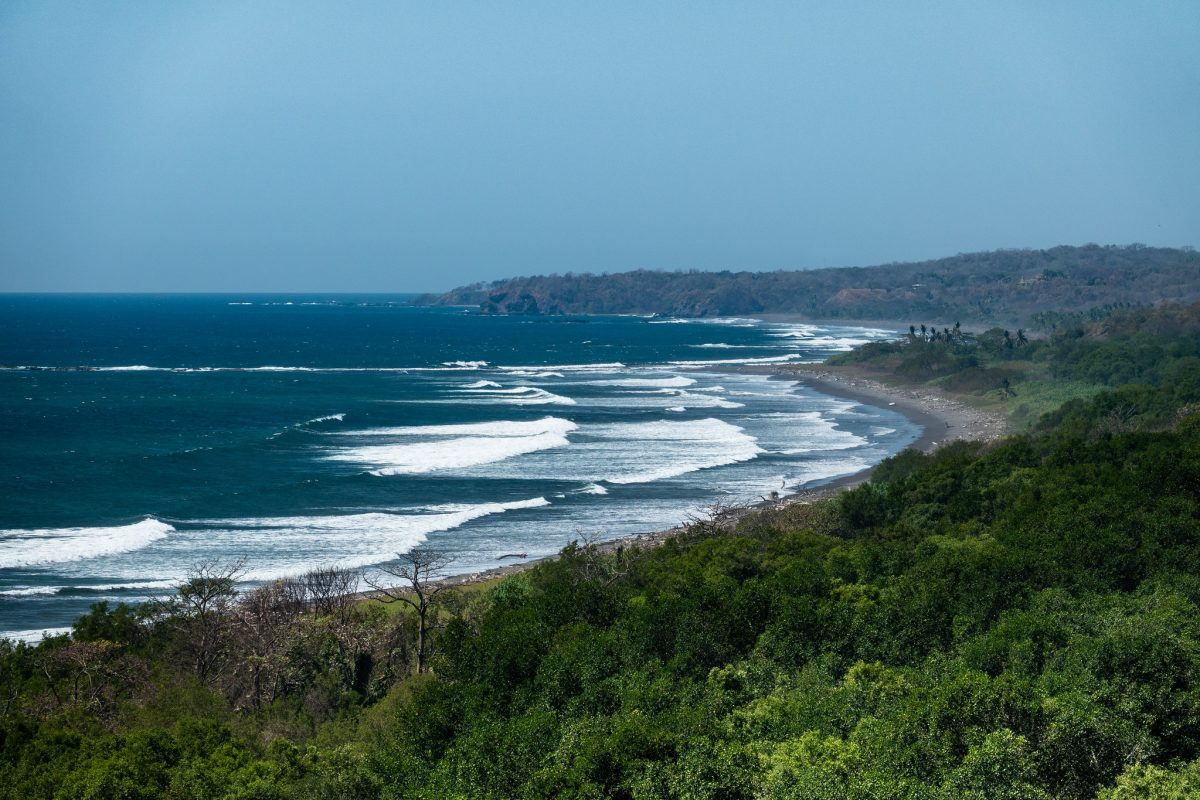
[341,417,576,438]
[457,385,576,405]
[666,406,686,412]
[590,376,696,388]
[788,455,873,488]
[497,362,625,372]
[462,380,502,389]
[675,392,741,409]
[353,434,572,475]
[0,586,58,597]
[579,483,608,495]
[870,426,897,437]
[466,386,542,394]
[765,324,821,339]
[199,498,550,579]
[1,627,72,643]
[0,578,182,598]
[766,411,869,454]
[0,518,174,569]
[85,579,180,592]
[2,363,592,375]
[668,354,806,367]
[327,417,577,475]
[597,418,763,485]
[305,413,345,425]
[589,388,743,410]
[2,365,405,373]
[773,335,873,351]
[766,325,898,352]
[648,317,761,326]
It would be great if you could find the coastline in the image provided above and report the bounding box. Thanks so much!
[410,364,1009,593]
[735,363,1009,452]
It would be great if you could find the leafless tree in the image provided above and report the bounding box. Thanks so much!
[169,559,245,684]
[366,548,453,673]
[681,500,749,540]
[300,565,361,621]
[230,579,302,709]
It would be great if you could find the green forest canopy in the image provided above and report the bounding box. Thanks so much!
[2,303,1200,798]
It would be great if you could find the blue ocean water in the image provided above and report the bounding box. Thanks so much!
[0,295,913,639]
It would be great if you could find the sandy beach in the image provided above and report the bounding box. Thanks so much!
[411,364,1010,592]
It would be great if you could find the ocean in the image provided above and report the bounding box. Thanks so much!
[0,295,914,640]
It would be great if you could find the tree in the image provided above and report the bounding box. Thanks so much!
[231,579,303,710]
[296,565,361,621]
[166,559,245,684]
[367,548,454,673]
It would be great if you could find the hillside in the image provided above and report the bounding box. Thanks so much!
[3,304,1200,797]
[417,244,1200,326]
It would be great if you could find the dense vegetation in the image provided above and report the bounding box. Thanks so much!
[417,245,1200,326]
[826,302,1200,428]
[4,305,1200,798]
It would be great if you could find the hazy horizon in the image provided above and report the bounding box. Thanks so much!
[3,3,1198,292]
[1,241,1196,297]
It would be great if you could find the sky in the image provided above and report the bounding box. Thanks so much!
[1,3,1198,292]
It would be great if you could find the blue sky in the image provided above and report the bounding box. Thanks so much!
[2,2,1197,291]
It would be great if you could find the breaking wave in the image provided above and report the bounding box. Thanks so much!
[0,518,174,569]
[198,498,551,579]
[326,417,577,475]
[456,385,576,405]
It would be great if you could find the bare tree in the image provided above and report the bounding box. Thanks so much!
[681,500,750,540]
[300,565,361,621]
[231,579,302,709]
[170,559,245,684]
[366,548,453,673]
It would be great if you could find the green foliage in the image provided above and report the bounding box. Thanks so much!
[5,305,1200,798]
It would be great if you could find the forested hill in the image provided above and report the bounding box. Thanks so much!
[416,244,1200,325]
[4,303,1200,797]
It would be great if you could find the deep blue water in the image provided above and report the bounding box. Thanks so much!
[0,295,913,639]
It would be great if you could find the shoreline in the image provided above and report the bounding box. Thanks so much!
[411,364,1009,593]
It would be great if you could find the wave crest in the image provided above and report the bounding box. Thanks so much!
[0,518,173,569]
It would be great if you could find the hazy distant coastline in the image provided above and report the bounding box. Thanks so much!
[417,244,1200,326]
